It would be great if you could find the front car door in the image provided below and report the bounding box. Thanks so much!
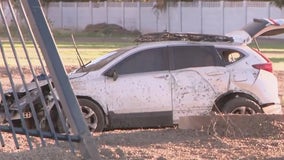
[169,45,230,123]
[104,47,173,129]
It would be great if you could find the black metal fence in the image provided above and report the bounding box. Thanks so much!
[0,0,100,159]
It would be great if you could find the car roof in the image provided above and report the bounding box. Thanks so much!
[136,18,284,45]
[135,32,234,43]
[135,40,242,49]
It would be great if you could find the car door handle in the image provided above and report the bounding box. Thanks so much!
[154,75,169,79]
[207,71,224,76]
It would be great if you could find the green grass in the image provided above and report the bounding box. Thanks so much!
[57,41,134,49]
[253,43,284,50]
[270,58,284,63]
[249,38,284,52]
[0,40,135,67]
[56,40,135,65]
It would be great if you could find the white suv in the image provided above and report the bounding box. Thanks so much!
[69,18,283,132]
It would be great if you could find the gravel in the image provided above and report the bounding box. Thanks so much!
[0,119,282,160]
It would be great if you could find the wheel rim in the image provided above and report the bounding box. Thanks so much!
[80,105,98,131]
[231,106,256,114]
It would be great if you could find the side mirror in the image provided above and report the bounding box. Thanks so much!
[105,70,118,81]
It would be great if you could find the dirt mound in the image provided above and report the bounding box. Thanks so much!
[179,114,284,138]
[84,23,140,36]
[0,119,283,160]
[275,71,284,95]
[95,120,284,160]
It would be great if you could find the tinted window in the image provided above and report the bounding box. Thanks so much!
[171,46,221,70]
[110,47,169,75]
[217,48,244,65]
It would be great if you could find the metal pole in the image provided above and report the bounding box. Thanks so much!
[167,2,170,32]
[122,1,125,29]
[0,1,33,150]
[89,1,93,24]
[199,0,203,34]
[60,1,63,28]
[75,2,78,31]
[21,0,101,159]
[244,0,248,24]
[138,1,141,32]
[105,1,108,24]
[267,2,271,18]
[179,1,182,32]
[221,1,225,35]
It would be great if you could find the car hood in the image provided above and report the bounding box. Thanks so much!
[68,70,102,81]
[226,18,284,44]
[69,71,89,80]
[5,80,49,93]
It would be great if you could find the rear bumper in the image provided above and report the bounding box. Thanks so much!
[250,70,280,106]
[262,104,283,114]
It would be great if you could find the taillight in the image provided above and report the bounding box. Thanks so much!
[252,48,273,72]
[252,62,273,72]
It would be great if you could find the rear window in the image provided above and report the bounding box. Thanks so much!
[242,19,268,37]
[171,46,223,70]
[217,48,244,65]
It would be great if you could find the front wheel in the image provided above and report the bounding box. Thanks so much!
[221,97,263,114]
[78,99,105,132]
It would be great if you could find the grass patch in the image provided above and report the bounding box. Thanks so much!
[56,41,135,49]
[249,38,284,52]
[1,36,284,70]
[270,58,284,63]
[0,40,135,67]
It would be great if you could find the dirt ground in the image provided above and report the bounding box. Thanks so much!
[0,117,283,160]
[0,67,283,160]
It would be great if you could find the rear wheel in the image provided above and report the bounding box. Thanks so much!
[78,98,105,132]
[221,97,263,114]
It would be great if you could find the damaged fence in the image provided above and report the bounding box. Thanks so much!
[0,0,100,159]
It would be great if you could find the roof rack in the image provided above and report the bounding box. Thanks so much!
[135,32,234,43]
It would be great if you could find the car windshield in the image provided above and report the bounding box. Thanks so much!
[75,46,135,73]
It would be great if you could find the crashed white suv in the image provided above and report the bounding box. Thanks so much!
[69,18,283,132]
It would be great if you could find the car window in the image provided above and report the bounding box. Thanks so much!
[171,45,222,70]
[75,46,135,73]
[217,48,244,65]
[110,47,169,75]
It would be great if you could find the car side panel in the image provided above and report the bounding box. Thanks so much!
[108,111,173,129]
[105,71,173,128]
[244,70,280,105]
[171,67,229,123]
[70,72,108,113]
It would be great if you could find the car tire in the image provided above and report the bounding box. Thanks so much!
[221,97,263,114]
[78,98,105,132]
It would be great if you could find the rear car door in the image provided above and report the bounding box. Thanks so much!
[104,47,173,128]
[170,45,230,122]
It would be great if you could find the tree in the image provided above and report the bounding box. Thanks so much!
[151,0,284,10]
[266,0,284,8]
[40,0,284,9]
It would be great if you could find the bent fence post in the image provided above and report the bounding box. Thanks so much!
[20,0,100,159]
